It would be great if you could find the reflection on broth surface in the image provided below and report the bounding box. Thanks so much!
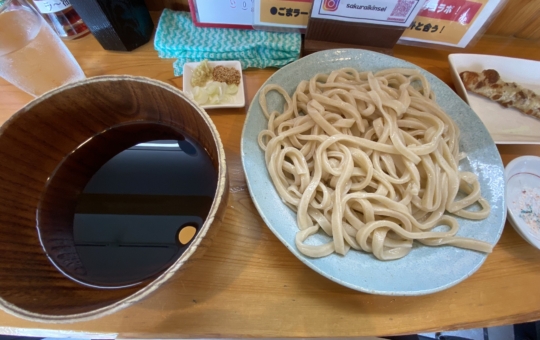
[38,123,218,287]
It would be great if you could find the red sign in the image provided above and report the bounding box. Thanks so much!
[418,0,481,24]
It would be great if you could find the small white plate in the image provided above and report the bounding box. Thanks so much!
[183,60,245,109]
[505,156,540,250]
[448,54,540,145]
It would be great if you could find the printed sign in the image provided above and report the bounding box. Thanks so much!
[195,0,253,25]
[254,0,313,30]
[310,0,424,27]
[189,0,254,29]
[400,0,505,47]
[33,0,70,14]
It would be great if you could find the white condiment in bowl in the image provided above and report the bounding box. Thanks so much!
[505,155,540,249]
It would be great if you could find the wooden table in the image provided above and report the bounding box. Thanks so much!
[1,23,540,338]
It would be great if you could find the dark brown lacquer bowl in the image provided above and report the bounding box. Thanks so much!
[0,76,228,322]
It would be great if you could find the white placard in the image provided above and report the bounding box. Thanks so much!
[311,0,423,27]
[195,0,254,26]
[33,0,71,14]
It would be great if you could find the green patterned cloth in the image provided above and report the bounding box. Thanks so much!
[154,9,301,76]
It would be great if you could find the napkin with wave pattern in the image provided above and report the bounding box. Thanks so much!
[154,9,301,76]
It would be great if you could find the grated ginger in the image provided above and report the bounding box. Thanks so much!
[191,60,213,87]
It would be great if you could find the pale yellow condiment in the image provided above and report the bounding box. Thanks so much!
[191,60,213,87]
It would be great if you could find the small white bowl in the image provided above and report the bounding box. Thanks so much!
[505,156,540,250]
[183,60,245,109]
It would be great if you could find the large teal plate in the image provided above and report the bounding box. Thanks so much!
[240,49,505,295]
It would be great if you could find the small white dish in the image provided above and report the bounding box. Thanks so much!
[505,156,540,250]
[448,54,540,145]
[183,60,245,109]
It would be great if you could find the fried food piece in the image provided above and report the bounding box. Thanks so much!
[459,69,540,120]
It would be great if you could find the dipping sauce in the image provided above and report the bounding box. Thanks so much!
[38,123,218,287]
[513,186,540,234]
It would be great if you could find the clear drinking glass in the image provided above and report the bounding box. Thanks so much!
[0,0,86,97]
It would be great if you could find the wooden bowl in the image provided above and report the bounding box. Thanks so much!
[0,76,228,322]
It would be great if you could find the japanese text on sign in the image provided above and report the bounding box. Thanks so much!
[256,0,313,28]
[400,0,505,48]
[33,0,71,14]
[229,0,254,11]
[269,7,309,17]
[418,0,482,24]
[409,21,444,33]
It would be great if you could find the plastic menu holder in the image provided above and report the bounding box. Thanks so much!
[399,0,508,49]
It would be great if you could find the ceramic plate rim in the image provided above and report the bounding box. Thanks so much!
[448,53,540,145]
[241,49,506,296]
[182,60,245,109]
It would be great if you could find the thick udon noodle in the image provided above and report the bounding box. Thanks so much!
[257,67,492,260]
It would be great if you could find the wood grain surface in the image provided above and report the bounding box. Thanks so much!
[305,17,406,48]
[485,0,540,40]
[0,13,539,337]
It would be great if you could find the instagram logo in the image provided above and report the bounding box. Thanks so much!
[323,0,340,11]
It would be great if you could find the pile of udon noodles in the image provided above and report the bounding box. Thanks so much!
[257,67,492,260]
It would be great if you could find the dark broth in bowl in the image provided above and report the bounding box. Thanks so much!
[37,122,218,288]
